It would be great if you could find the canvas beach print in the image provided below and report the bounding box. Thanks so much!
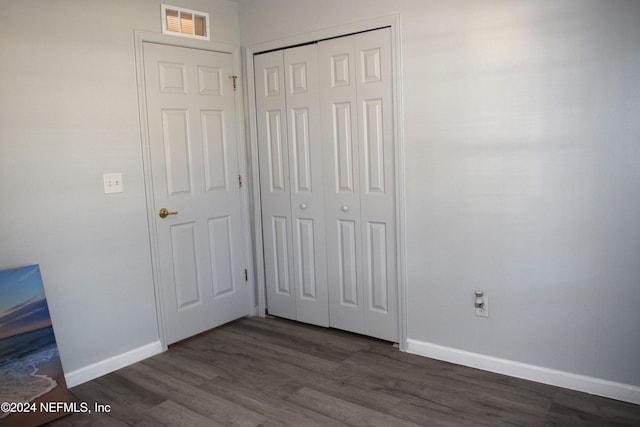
[0,265,70,426]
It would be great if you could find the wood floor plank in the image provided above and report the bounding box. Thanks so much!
[144,400,226,427]
[48,317,640,427]
[328,359,539,426]
[545,401,636,427]
[288,386,422,427]
[332,353,552,426]
[120,362,270,427]
[234,316,370,361]
[141,348,221,384]
[290,369,483,427]
[200,376,349,427]
[171,338,305,398]
[212,327,342,373]
[549,388,640,425]
[56,377,162,426]
[90,374,166,426]
[178,333,349,398]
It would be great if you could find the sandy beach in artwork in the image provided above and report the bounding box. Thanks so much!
[0,359,71,427]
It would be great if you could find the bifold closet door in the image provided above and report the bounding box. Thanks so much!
[255,46,329,327]
[319,28,397,341]
[256,28,397,341]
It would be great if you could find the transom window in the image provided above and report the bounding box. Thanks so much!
[161,4,209,40]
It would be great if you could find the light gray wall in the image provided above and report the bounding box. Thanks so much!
[239,0,640,386]
[0,0,240,374]
[3,0,639,389]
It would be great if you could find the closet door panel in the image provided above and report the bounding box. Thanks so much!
[355,28,397,341]
[284,45,329,327]
[319,36,365,335]
[255,51,297,320]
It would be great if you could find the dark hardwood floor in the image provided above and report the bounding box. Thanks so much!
[49,317,640,426]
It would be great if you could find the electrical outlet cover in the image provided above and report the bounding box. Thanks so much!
[475,296,489,317]
[103,173,123,194]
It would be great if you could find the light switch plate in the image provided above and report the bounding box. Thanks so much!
[103,173,123,194]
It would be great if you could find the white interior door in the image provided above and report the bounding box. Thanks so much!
[255,45,329,327]
[320,28,398,341]
[143,42,249,344]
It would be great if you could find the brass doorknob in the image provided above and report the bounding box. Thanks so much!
[159,208,178,218]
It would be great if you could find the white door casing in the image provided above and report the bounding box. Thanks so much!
[143,42,249,344]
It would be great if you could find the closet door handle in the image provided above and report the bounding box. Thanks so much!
[341,205,349,212]
[300,203,307,210]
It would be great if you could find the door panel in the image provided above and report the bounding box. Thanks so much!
[162,109,192,195]
[296,218,317,299]
[159,62,186,93]
[354,28,397,341]
[284,45,328,326]
[267,110,287,192]
[366,221,388,312]
[291,108,312,192]
[338,219,358,307]
[208,215,234,297]
[255,51,297,320]
[202,110,227,191]
[272,215,292,296]
[333,102,356,193]
[144,42,248,344]
[171,222,200,309]
[290,62,308,93]
[331,54,351,87]
[363,99,385,194]
[197,66,223,95]
[256,45,329,327]
[361,48,382,83]
[320,35,365,335]
[320,28,397,341]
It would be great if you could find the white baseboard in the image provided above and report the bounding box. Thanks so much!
[64,341,163,388]
[406,338,640,405]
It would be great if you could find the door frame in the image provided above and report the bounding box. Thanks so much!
[134,31,256,350]
[244,14,408,350]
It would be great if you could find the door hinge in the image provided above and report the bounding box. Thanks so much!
[238,174,243,188]
[244,269,248,282]
[229,75,238,91]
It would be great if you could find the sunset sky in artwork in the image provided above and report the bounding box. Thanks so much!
[0,265,52,339]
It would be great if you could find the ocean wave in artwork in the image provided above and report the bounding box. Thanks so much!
[0,344,60,419]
